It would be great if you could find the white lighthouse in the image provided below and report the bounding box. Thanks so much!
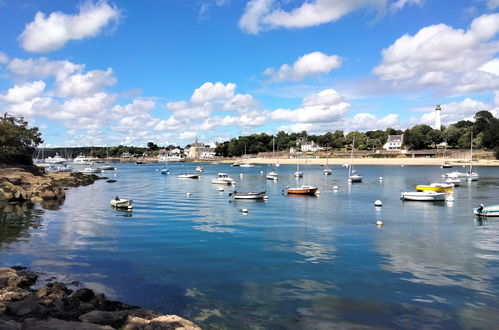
[435,104,442,130]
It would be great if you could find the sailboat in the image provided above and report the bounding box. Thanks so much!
[348,138,363,183]
[294,157,303,178]
[266,136,278,180]
[467,131,479,181]
[287,153,318,195]
[441,142,452,168]
[323,156,332,175]
[99,147,116,170]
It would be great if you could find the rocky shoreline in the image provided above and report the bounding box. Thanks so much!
[0,166,102,203]
[0,267,200,329]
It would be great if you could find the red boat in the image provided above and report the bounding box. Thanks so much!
[286,185,318,195]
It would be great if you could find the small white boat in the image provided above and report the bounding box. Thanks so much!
[294,171,303,178]
[401,191,447,201]
[266,171,278,180]
[229,191,267,200]
[445,178,461,186]
[45,153,68,164]
[212,173,235,184]
[231,162,241,167]
[160,168,170,175]
[111,196,132,210]
[178,173,200,179]
[81,167,102,174]
[55,165,73,173]
[474,204,499,217]
[349,170,363,183]
[195,165,204,172]
[240,163,255,168]
[99,164,116,170]
[323,168,332,176]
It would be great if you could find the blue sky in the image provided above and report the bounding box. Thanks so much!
[0,0,498,147]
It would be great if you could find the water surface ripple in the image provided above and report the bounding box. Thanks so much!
[1,163,499,329]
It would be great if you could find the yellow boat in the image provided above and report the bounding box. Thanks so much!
[416,183,454,193]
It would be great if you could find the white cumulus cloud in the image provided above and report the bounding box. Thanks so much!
[19,1,120,52]
[373,13,499,94]
[55,68,116,97]
[270,89,350,123]
[239,0,420,34]
[191,82,236,104]
[264,52,342,82]
[0,81,46,103]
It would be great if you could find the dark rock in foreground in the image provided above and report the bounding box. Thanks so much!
[0,267,200,329]
[0,167,103,203]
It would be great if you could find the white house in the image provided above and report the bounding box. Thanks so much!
[300,140,320,152]
[383,135,404,150]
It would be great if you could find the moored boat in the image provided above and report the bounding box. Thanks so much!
[178,173,200,179]
[401,191,447,201]
[266,171,278,180]
[81,167,102,174]
[229,191,267,200]
[160,168,170,175]
[73,154,93,165]
[212,173,235,184]
[416,183,454,193]
[111,196,133,210]
[45,153,68,164]
[286,185,319,196]
[240,163,255,168]
[473,204,499,217]
[195,165,204,172]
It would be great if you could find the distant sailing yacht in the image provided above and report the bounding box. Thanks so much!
[467,132,479,181]
[266,136,278,180]
[323,156,332,175]
[294,157,303,178]
[348,138,363,183]
[287,153,318,195]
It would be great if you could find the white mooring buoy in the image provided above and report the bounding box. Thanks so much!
[379,177,383,181]
[186,192,192,197]
[376,220,383,227]
[241,208,249,214]
[374,200,383,207]
[333,185,339,191]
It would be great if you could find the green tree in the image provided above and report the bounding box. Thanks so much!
[0,113,43,155]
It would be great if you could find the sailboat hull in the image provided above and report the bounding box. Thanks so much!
[287,186,318,195]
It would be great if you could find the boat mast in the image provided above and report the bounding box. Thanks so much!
[469,131,473,174]
[349,138,355,177]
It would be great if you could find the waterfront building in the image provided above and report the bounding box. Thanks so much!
[383,135,404,150]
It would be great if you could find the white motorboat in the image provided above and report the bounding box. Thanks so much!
[240,163,255,168]
[45,153,68,164]
[231,162,241,167]
[111,196,132,210]
[178,173,200,179]
[474,204,499,217]
[212,173,235,184]
[160,168,170,175]
[401,191,447,201]
[81,167,103,174]
[294,171,303,178]
[195,165,204,172]
[74,154,93,165]
[229,191,267,200]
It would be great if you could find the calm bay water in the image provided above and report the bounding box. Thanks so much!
[2,163,499,329]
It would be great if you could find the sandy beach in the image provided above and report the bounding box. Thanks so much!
[220,157,499,166]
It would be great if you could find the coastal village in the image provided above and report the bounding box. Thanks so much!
[2,1,499,329]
